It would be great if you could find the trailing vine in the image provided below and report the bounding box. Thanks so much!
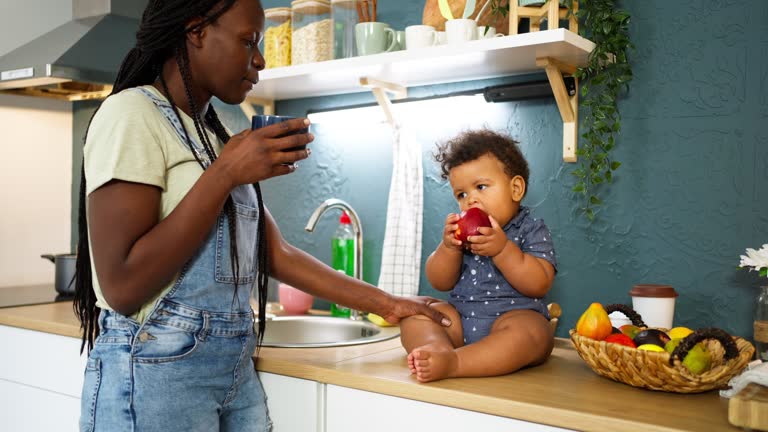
[571,0,633,221]
[487,0,509,20]
[487,0,633,221]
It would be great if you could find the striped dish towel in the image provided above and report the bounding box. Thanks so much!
[377,124,423,297]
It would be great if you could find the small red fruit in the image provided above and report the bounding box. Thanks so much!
[454,208,492,246]
[604,333,637,348]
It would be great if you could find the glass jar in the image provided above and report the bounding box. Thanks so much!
[755,285,768,361]
[264,7,292,69]
[291,0,332,65]
[331,0,358,59]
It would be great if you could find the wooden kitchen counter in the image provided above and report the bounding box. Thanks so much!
[0,301,741,432]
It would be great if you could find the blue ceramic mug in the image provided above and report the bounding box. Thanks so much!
[251,115,309,152]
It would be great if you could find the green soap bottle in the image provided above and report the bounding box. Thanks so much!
[330,211,354,318]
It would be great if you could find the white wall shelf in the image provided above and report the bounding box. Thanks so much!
[245,28,595,162]
[248,28,593,100]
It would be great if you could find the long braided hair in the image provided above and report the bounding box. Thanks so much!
[74,0,269,353]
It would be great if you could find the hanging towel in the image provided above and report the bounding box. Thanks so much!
[377,124,423,297]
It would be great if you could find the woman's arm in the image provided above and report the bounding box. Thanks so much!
[264,209,450,326]
[88,162,234,315]
[89,119,313,316]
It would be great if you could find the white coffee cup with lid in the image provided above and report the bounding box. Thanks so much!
[630,284,678,329]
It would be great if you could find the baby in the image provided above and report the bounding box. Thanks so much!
[400,129,557,382]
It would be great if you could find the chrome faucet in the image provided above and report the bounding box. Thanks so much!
[305,198,364,320]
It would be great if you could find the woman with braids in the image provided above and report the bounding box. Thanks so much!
[75,0,449,430]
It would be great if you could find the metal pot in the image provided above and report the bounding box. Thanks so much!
[41,253,77,295]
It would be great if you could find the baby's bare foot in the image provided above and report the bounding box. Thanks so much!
[410,345,459,383]
[407,352,417,374]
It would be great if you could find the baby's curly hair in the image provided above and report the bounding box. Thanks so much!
[435,129,529,189]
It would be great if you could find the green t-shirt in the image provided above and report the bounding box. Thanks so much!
[84,85,223,323]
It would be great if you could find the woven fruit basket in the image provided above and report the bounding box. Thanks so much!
[569,304,755,393]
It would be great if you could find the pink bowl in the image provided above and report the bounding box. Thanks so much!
[278,283,314,315]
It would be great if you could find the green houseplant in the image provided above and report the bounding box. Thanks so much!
[570,0,633,221]
[487,0,633,221]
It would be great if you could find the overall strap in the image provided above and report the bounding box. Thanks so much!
[136,87,213,168]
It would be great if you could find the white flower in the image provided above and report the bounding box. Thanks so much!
[739,244,768,277]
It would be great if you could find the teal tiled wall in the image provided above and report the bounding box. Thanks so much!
[74,1,768,339]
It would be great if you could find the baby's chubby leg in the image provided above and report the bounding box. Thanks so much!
[457,309,554,378]
[406,308,553,382]
[399,302,463,379]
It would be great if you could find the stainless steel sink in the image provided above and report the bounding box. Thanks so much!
[260,316,400,348]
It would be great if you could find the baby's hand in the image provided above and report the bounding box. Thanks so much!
[442,213,463,251]
[466,215,507,257]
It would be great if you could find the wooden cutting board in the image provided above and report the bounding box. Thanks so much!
[729,383,768,431]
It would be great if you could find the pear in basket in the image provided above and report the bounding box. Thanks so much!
[664,338,712,375]
[575,303,612,340]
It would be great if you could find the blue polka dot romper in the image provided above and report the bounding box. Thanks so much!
[448,206,557,345]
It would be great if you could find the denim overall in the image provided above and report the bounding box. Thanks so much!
[79,87,270,432]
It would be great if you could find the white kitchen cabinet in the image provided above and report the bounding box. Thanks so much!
[0,325,86,431]
[0,323,577,431]
[0,325,327,432]
[325,385,575,432]
[0,379,80,431]
[259,372,324,432]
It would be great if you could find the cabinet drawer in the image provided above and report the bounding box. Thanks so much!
[0,325,86,397]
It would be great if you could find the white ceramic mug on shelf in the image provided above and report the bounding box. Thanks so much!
[405,25,437,50]
[445,18,477,44]
[436,31,447,45]
[355,22,397,56]
[477,26,504,39]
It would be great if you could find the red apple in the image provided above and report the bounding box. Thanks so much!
[454,208,492,246]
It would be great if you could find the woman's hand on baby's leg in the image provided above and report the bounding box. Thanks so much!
[380,296,452,327]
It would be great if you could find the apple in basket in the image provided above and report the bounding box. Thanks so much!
[454,208,492,247]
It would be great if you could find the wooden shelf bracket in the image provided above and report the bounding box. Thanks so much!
[536,57,578,163]
[359,77,407,127]
[509,0,578,35]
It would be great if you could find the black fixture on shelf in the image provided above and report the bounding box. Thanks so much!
[483,78,576,103]
[305,76,575,117]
